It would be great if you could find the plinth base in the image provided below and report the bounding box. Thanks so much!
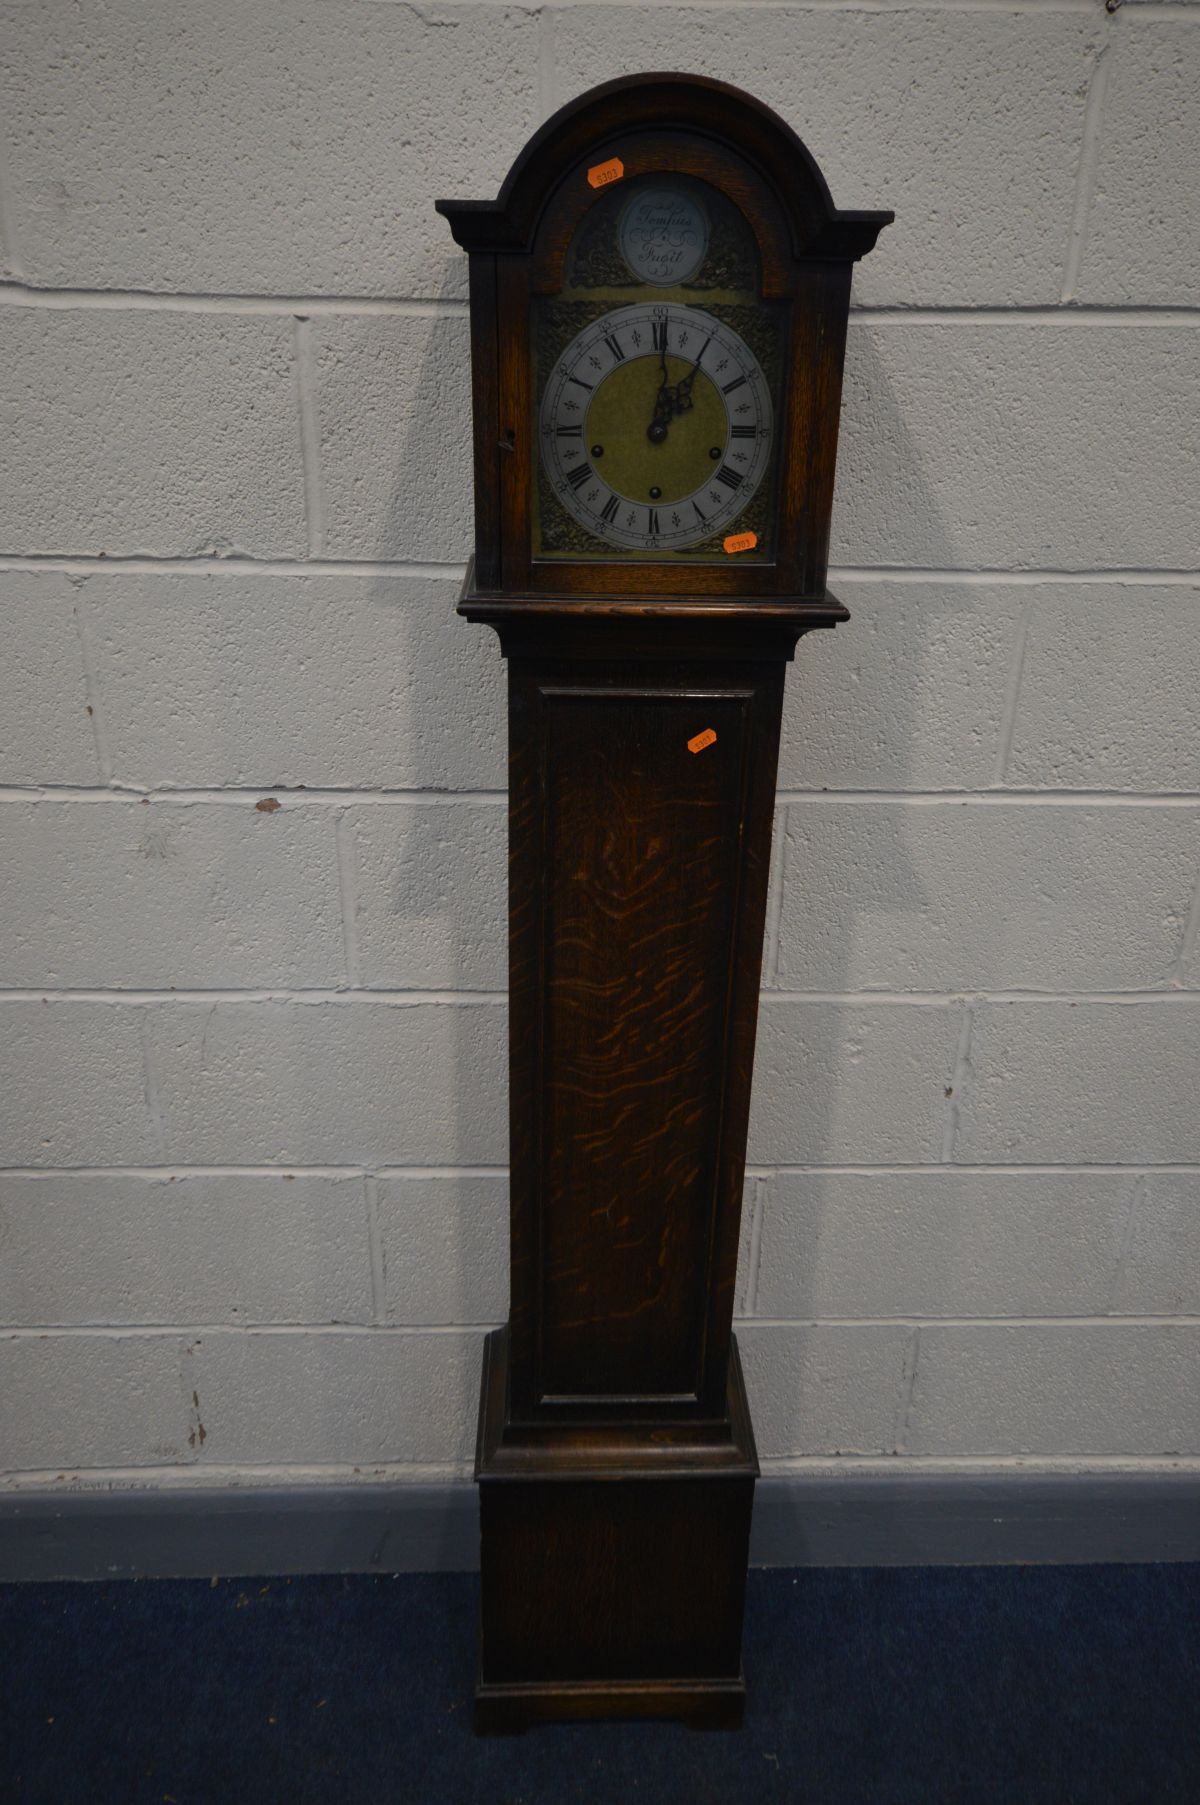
[475,1671,746,1735]
[474,1329,759,1731]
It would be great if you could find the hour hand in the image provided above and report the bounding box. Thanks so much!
[647,382,673,444]
[672,368,698,411]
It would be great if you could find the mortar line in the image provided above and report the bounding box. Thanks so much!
[940,1001,975,1162]
[4,279,1200,326]
[69,583,114,785]
[894,1326,922,1455]
[1170,857,1200,985]
[744,1175,767,1317]
[991,591,1037,787]
[292,317,327,558]
[0,282,466,317]
[830,567,1200,586]
[334,811,363,987]
[7,784,1200,809]
[181,1339,204,1463]
[2,1160,1198,1179]
[1105,1172,1147,1314]
[1112,1,1200,14]
[0,136,26,283]
[137,1013,167,1161]
[762,988,1200,1005]
[6,1311,1199,1339]
[363,1175,388,1327]
[736,1312,1200,1329]
[0,987,509,1005]
[537,0,557,119]
[0,553,467,580]
[0,1164,508,1179]
[849,307,1200,328]
[778,792,1200,808]
[5,984,1200,1005]
[1061,36,1112,304]
[762,803,789,989]
[1,552,1197,584]
[545,0,1133,12]
[0,786,508,805]
[747,1161,1200,1177]
[0,1322,502,1339]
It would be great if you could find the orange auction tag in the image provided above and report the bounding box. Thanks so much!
[723,531,757,555]
[587,157,624,189]
[688,728,717,755]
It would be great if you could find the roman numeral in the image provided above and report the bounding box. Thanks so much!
[603,334,625,362]
[599,494,620,523]
[565,462,592,490]
[692,499,708,524]
[647,507,660,535]
[556,425,583,437]
[651,318,669,352]
[716,464,744,489]
[721,374,748,396]
[568,375,594,392]
[730,425,756,439]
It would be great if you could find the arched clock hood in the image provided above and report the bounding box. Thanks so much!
[437,71,892,264]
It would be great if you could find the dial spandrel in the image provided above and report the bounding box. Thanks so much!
[539,303,772,553]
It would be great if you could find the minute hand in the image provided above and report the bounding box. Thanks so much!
[669,336,711,414]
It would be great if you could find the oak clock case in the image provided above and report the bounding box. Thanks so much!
[436,74,890,1732]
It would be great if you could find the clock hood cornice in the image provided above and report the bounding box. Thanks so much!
[435,72,892,264]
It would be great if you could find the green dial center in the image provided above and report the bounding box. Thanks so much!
[586,354,726,506]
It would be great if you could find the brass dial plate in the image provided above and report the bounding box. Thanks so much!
[539,302,772,552]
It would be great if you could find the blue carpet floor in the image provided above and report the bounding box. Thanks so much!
[1,1564,1197,1803]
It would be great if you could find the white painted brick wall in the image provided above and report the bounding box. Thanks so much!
[752,1172,1135,1323]
[748,1001,962,1166]
[0,801,346,988]
[0,0,539,299]
[374,1174,509,1326]
[906,1325,1200,1458]
[2,1004,161,1168]
[81,572,506,791]
[1,0,1198,1493]
[0,1173,372,1327]
[0,311,307,558]
[774,803,1200,993]
[312,316,475,563]
[957,1003,1200,1166]
[778,579,1027,792]
[1075,22,1200,306]
[147,1001,508,1167]
[0,574,98,784]
[187,1329,484,1469]
[834,321,1199,571]
[347,804,508,991]
[551,6,1105,308]
[1006,585,1200,791]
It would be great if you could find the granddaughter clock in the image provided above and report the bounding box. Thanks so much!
[437,73,890,1731]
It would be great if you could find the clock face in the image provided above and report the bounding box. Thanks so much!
[538,302,773,553]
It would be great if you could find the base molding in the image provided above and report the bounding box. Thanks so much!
[3,1466,1200,1582]
[474,1328,758,1721]
[474,1669,745,1734]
